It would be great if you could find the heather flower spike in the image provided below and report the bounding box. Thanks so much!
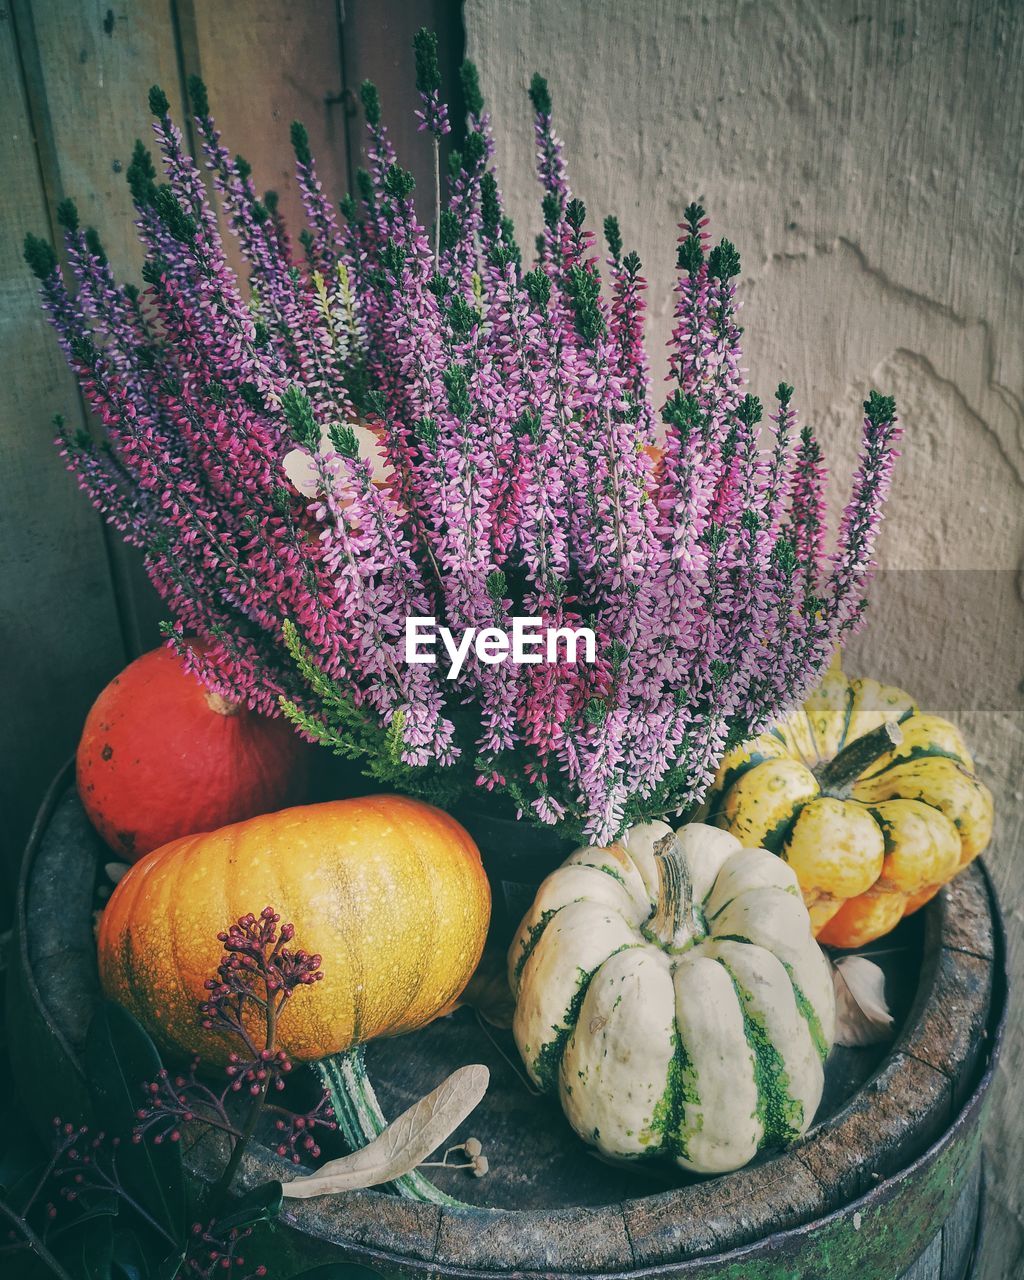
[29,36,901,843]
[413,26,450,264]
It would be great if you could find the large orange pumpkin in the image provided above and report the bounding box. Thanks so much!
[97,794,491,1064]
[98,794,490,1204]
[77,644,308,860]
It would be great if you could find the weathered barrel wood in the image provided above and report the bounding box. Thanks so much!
[936,1158,984,1280]
[8,772,1005,1280]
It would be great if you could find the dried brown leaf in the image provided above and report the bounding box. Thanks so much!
[281,1064,489,1199]
[832,954,895,1047]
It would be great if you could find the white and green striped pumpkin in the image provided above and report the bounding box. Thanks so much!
[508,821,835,1174]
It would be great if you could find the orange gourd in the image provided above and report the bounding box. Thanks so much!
[77,644,308,860]
[97,794,490,1204]
[98,794,491,1063]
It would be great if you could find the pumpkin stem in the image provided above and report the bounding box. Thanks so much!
[816,719,903,797]
[204,690,243,716]
[645,833,694,949]
[316,1049,465,1205]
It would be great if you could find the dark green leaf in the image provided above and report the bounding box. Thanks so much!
[0,1116,46,1196]
[85,1002,185,1241]
[0,1248,52,1280]
[81,1215,115,1280]
[64,1189,120,1227]
[153,1252,184,1280]
[2,1156,63,1215]
[214,1180,283,1233]
[111,1227,151,1280]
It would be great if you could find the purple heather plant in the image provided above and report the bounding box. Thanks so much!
[26,30,901,844]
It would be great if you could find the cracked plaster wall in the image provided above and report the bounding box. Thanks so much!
[465,1,1023,1273]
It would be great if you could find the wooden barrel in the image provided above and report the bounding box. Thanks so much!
[8,769,1005,1280]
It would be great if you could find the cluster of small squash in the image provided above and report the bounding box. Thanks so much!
[86,648,992,1184]
[503,661,993,1175]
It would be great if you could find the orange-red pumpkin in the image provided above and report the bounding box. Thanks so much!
[77,644,308,860]
[96,795,491,1064]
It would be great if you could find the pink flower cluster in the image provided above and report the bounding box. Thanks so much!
[28,32,901,842]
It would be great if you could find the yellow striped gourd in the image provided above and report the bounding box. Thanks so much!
[706,667,993,948]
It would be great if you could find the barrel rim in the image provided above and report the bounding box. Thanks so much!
[11,768,1007,1276]
[282,1049,1000,1279]
[251,876,1008,1276]
[231,854,1008,1272]
[11,758,81,1072]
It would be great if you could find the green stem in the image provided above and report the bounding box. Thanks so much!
[89,1161,180,1250]
[316,1049,464,1205]
[645,832,694,949]
[816,719,903,797]
[214,991,279,1210]
[0,1197,76,1280]
[432,136,441,268]
[214,1073,269,1209]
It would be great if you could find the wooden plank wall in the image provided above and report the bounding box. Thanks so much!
[0,0,462,895]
